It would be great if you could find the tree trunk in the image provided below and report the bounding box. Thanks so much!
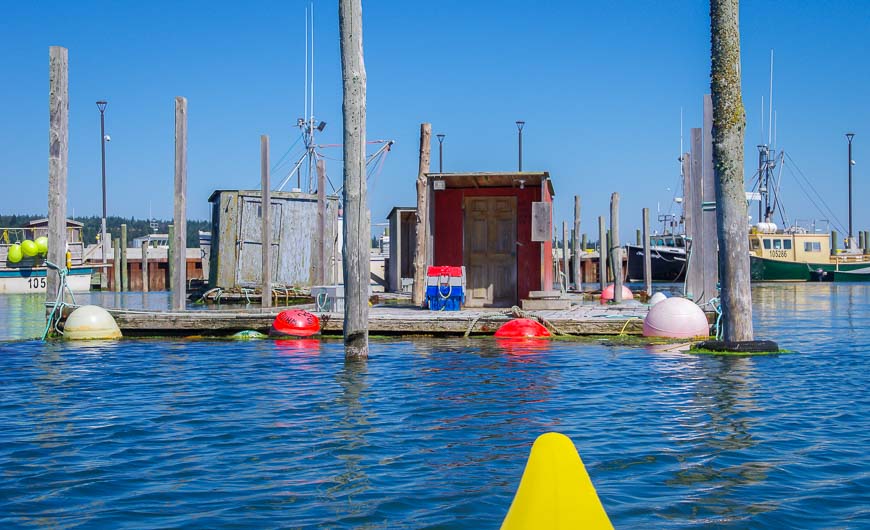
[710,0,753,341]
[339,0,369,360]
[413,123,432,307]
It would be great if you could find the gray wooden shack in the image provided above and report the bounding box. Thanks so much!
[386,206,417,292]
[208,189,340,289]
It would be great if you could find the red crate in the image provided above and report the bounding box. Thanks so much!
[427,266,463,278]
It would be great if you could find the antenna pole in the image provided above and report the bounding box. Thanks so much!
[768,49,774,147]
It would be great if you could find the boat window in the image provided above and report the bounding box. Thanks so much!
[784,239,792,250]
[773,239,782,249]
[804,241,821,252]
[763,239,771,250]
[750,239,760,250]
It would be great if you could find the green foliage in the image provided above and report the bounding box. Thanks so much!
[0,214,210,247]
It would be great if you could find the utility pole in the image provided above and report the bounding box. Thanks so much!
[437,133,445,173]
[339,0,369,360]
[96,101,109,263]
[710,0,753,341]
[847,132,855,245]
[516,120,525,171]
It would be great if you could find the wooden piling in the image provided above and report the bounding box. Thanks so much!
[686,129,704,300]
[113,238,121,292]
[636,229,641,246]
[47,46,68,303]
[610,193,622,303]
[316,158,327,284]
[172,96,188,311]
[340,0,370,360]
[642,207,652,296]
[581,233,587,253]
[261,134,272,308]
[141,241,149,293]
[711,0,752,341]
[167,224,174,289]
[120,223,128,291]
[598,216,606,292]
[831,230,838,255]
[702,94,719,307]
[606,229,612,282]
[572,195,580,291]
[561,221,568,291]
[413,123,432,307]
[864,231,869,255]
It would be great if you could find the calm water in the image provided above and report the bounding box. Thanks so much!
[1,284,868,528]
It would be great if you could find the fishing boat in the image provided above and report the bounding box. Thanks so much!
[749,224,870,281]
[0,219,94,294]
[626,230,688,282]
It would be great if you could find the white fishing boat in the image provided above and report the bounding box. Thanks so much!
[0,219,93,294]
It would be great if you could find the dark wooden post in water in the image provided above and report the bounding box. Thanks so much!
[141,242,149,293]
[642,208,652,296]
[606,230,612,282]
[316,158,328,284]
[572,195,580,291]
[598,216,606,292]
[561,221,568,291]
[831,230,838,255]
[120,223,128,291]
[261,134,272,308]
[610,193,623,303]
[636,229,641,246]
[113,238,121,292]
[339,0,369,360]
[413,123,432,307]
[47,46,68,303]
[172,97,188,311]
[711,0,753,341]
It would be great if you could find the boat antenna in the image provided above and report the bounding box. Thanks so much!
[768,49,774,147]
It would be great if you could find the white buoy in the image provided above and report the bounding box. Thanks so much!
[63,305,122,340]
[649,292,668,306]
[643,297,709,339]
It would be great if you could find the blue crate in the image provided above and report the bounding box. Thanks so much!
[426,285,464,311]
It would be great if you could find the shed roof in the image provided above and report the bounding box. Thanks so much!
[425,171,554,196]
[25,218,84,228]
[207,189,339,203]
[386,206,416,220]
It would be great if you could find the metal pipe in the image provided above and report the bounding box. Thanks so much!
[97,101,108,263]
[847,133,855,243]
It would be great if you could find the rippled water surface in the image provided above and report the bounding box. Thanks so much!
[1,284,869,528]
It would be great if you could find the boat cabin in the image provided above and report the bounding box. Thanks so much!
[749,232,830,263]
[1,219,85,267]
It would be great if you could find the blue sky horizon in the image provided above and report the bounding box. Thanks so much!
[1,1,868,240]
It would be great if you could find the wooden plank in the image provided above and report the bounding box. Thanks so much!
[47,46,68,303]
[261,135,272,308]
[172,96,188,310]
[413,123,431,307]
[340,0,370,359]
[521,299,571,311]
[531,202,551,242]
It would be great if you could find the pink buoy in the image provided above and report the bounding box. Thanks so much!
[601,283,634,303]
[494,318,551,338]
[642,297,710,339]
[270,309,321,337]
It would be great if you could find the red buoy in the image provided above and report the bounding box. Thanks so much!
[494,318,551,338]
[270,309,321,337]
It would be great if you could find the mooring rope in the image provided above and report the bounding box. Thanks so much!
[463,305,568,338]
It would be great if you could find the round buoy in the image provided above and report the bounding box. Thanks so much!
[63,305,122,340]
[270,309,321,337]
[7,243,22,263]
[35,236,49,255]
[642,297,709,339]
[601,283,633,303]
[21,240,38,257]
[649,292,668,306]
[496,338,551,356]
[231,330,268,340]
[494,318,551,338]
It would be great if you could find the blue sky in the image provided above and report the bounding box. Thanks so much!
[1,1,868,240]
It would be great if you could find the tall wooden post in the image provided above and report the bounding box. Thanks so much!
[113,238,121,292]
[711,0,753,341]
[413,123,432,307]
[598,216,606,292]
[261,134,272,308]
[172,97,188,311]
[635,229,641,246]
[572,195,580,291]
[642,208,652,296]
[120,223,128,291]
[339,0,369,360]
[316,158,328,284]
[167,224,175,292]
[47,46,68,303]
[611,193,623,303]
[141,241,149,293]
[686,129,704,300]
[701,94,719,305]
[606,230,612,282]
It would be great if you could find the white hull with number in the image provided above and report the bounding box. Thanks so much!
[0,268,93,294]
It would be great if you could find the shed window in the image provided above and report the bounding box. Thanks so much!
[784,240,792,250]
[763,239,772,250]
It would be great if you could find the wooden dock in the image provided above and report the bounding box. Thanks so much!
[60,303,653,337]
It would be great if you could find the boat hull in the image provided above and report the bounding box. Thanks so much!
[626,244,686,282]
[0,268,93,294]
[749,255,870,281]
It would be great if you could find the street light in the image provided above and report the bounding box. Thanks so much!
[436,134,445,173]
[847,132,855,245]
[96,101,108,263]
[516,120,525,172]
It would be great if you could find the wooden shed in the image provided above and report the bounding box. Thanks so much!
[427,172,555,307]
[207,189,340,290]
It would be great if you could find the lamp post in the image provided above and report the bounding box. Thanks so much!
[516,120,525,172]
[96,101,109,263]
[847,133,855,246]
[436,133,445,173]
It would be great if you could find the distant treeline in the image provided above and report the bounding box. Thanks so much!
[0,214,210,247]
